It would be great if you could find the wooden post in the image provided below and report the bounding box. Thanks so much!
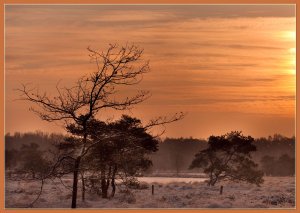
[220,185,223,195]
[152,185,154,195]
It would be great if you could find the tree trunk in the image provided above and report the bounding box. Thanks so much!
[107,166,111,186]
[208,171,213,186]
[208,177,218,186]
[111,165,117,198]
[106,166,111,195]
[101,165,108,198]
[211,178,217,186]
[207,180,211,186]
[81,172,85,201]
[71,157,81,208]
[71,125,87,207]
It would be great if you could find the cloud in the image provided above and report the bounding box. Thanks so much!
[5,5,295,136]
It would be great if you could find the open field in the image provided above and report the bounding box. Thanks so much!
[5,176,295,209]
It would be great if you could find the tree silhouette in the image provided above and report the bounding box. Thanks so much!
[190,131,264,187]
[82,115,159,198]
[17,43,184,208]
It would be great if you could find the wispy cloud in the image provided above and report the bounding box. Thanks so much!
[5,5,295,137]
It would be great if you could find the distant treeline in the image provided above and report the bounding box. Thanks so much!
[149,137,207,174]
[5,131,63,151]
[5,132,295,176]
[254,135,295,176]
[150,134,295,176]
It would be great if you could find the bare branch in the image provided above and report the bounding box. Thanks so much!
[28,179,44,208]
[144,112,187,130]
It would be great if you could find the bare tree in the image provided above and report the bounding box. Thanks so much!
[17,43,184,208]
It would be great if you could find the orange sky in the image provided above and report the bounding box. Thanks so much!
[5,5,296,138]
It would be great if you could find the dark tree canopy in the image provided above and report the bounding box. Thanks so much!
[68,115,159,198]
[190,131,264,186]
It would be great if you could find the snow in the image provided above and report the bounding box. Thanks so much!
[5,176,295,209]
[137,177,206,184]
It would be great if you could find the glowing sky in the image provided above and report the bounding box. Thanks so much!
[5,5,296,138]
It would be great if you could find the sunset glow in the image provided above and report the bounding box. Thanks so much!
[5,5,296,138]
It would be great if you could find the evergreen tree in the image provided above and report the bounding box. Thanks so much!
[190,131,264,186]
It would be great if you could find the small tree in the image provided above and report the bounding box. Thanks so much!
[190,131,264,187]
[70,115,160,198]
[103,115,158,197]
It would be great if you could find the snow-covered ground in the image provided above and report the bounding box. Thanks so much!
[137,176,206,184]
[5,176,295,209]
